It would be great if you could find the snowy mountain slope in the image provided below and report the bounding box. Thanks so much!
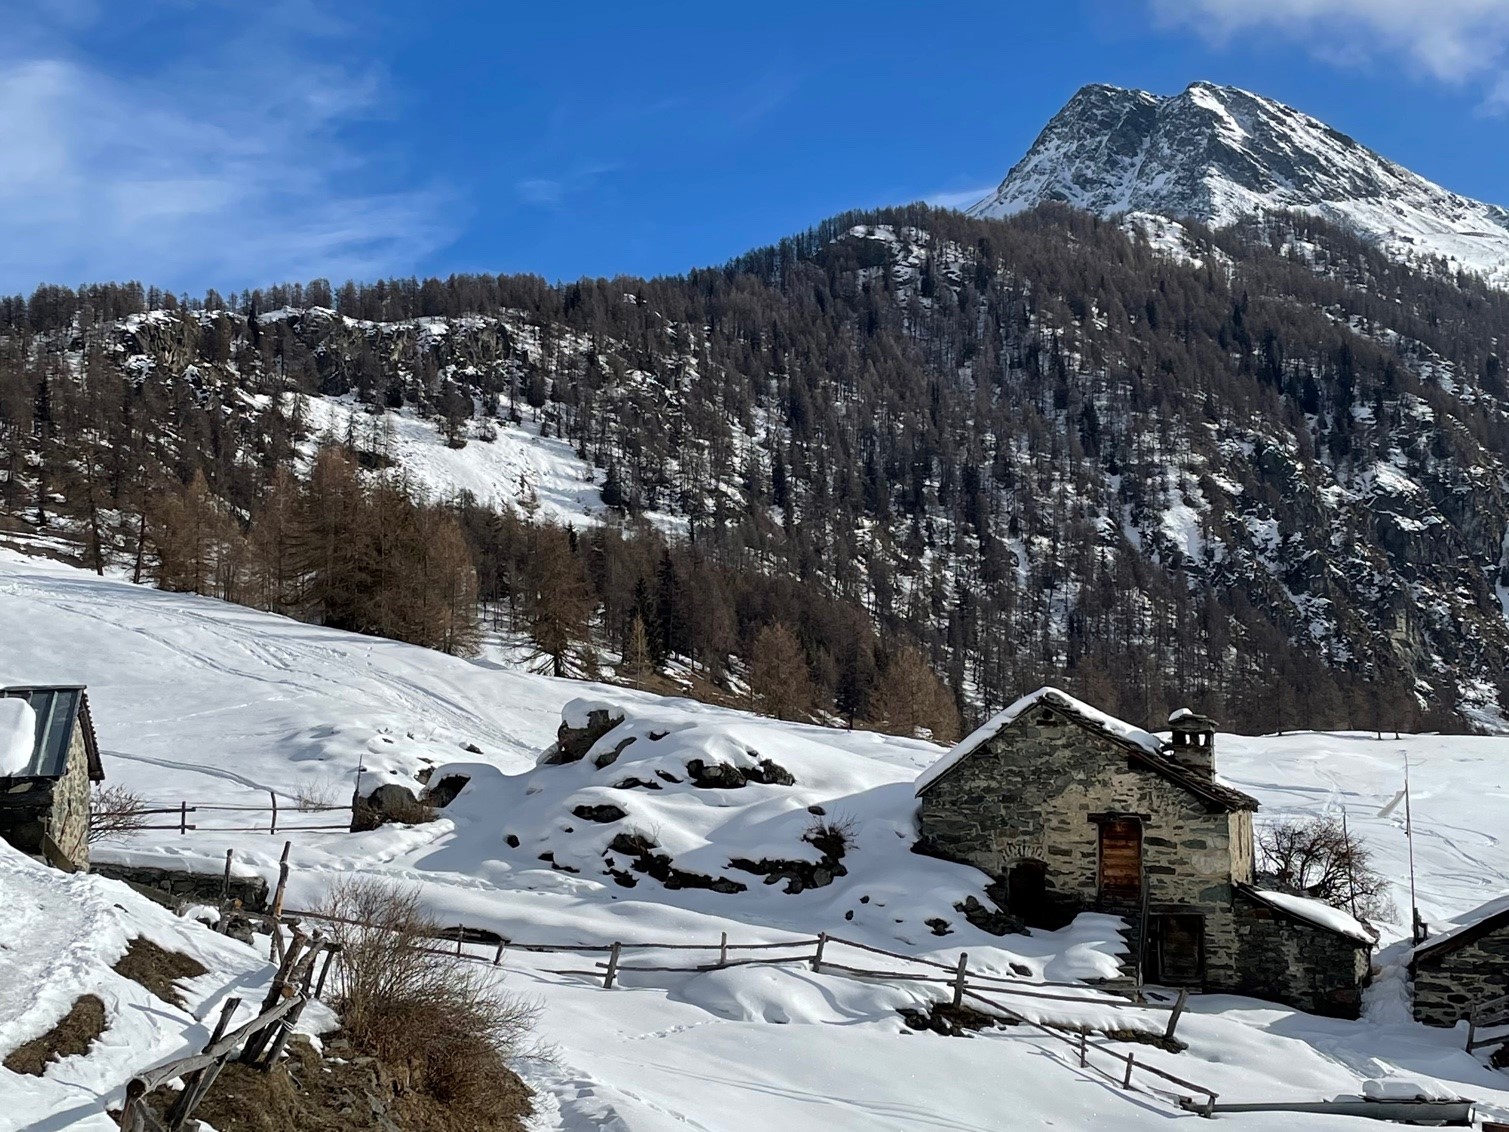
[969,81,1509,286]
[294,394,609,527]
[7,552,1509,1128]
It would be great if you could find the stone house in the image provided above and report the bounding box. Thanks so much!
[1410,896,1509,1028]
[0,685,103,871]
[915,687,1374,1017]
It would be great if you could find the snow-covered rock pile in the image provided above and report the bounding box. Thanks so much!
[443,696,1029,938]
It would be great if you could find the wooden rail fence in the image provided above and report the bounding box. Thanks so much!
[124,793,353,835]
[166,848,1222,1121]
[264,909,1221,1116]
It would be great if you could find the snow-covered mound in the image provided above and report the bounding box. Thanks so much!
[433,695,1120,975]
[969,81,1509,287]
[0,841,279,1132]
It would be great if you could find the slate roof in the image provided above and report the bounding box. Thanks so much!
[916,686,1259,812]
[1411,895,1509,966]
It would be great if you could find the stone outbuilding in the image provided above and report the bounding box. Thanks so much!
[0,685,103,871]
[915,687,1374,1017]
[1410,896,1509,1028]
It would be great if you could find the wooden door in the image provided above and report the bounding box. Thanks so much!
[1098,818,1142,902]
[1153,914,1205,985]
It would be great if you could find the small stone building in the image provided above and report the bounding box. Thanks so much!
[0,685,103,871]
[915,687,1374,1017]
[1410,897,1509,1028]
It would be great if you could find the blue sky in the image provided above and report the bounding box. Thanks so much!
[4,0,1509,294]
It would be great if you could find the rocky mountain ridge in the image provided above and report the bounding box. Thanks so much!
[968,81,1509,288]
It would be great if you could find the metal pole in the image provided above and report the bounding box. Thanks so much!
[1341,807,1358,921]
[1405,754,1422,944]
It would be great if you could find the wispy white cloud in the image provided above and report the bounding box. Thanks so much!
[1151,0,1509,104]
[925,186,994,211]
[0,1,459,292]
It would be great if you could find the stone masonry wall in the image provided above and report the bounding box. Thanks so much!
[47,725,93,869]
[1413,929,1509,1027]
[917,703,1251,990]
[93,861,271,912]
[1232,894,1370,1018]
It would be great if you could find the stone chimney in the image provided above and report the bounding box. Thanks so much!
[1167,707,1219,776]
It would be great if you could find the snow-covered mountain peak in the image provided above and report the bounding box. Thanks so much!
[968,81,1509,286]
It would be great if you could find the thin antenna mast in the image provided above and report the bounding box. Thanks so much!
[1404,752,1423,944]
[1341,806,1359,921]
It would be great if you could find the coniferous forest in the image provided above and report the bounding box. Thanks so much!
[4,204,1509,737]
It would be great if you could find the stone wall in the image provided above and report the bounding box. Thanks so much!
[93,861,271,911]
[1232,892,1371,1018]
[1412,927,1509,1027]
[48,725,93,869]
[917,702,1251,989]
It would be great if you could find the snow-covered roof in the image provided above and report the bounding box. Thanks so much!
[916,687,1164,795]
[0,697,36,776]
[0,686,102,780]
[1412,893,1509,965]
[1240,886,1377,945]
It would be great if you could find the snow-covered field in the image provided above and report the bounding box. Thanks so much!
[3,549,1509,1129]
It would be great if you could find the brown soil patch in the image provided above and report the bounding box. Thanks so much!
[3,994,107,1076]
[143,1034,530,1132]
[112,937,209,1008]
[899,1001,1016,1037]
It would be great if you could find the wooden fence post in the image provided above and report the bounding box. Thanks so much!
[314,943,339,1000]
[267,840,292,962]
[179,800,188,835]
[603,942,622,989]
[1164,988,1188,1042]
[455,925,465,956]
[952,952,968,1008]
[165,996,240,1130]
[220,849,233,906]
[493,940,506,966]
[1078,1031,1087,1067]
[119,1079,148,1132]
[812,933,827,973]
[719,931,728,968]
[269,790,278,835]
[1122,1053,1135,1089]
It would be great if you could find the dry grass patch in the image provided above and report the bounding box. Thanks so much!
[3,994,107,1076]
[319,877,536,1130]
[112,936,208,1008]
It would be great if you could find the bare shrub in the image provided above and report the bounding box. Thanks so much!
[804,813,858,859]
[319,878,538,1124]
[88,784,149,843]
[294,776,340,812]
[1258,815,1394,924]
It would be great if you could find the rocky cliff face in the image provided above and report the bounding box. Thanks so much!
[969,82,1509,287]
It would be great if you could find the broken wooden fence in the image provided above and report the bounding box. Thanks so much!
[117,928,336,1132]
